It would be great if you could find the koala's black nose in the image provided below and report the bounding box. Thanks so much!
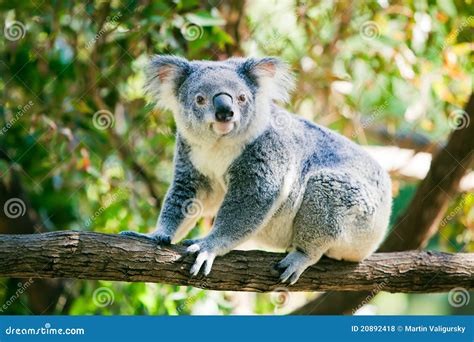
[213,93,234,122]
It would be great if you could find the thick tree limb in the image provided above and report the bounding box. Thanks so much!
[0,231,473,293]
[292,93,474,314]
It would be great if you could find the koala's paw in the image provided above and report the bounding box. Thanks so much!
[274,250,313,285]
[119,231,171,245]
[186,242,216,276]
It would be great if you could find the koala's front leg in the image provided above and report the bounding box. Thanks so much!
[120,177,202,244]
[186,155,287,276]
[121,139,206,244]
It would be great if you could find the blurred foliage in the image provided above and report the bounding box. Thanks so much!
[0,0,472,315]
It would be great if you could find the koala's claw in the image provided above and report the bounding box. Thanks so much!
[154,234,172,245]
[187,244,216,276]
[186,243,201,253]
[275,250,313,285]
[279,267,302,285]
[120,231,171,245]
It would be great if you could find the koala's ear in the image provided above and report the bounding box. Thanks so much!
[145,55,192,112]
[238,57,295,103]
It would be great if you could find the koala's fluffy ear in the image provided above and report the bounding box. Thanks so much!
[145,55,192,112]
[238,57,295,103]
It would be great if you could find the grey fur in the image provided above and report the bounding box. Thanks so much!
[121,55,392,284]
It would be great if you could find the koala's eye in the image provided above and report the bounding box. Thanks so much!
[238,94,247,103]
[195,95,206,105]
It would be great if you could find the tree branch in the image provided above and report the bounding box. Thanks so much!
[0,231,473,293]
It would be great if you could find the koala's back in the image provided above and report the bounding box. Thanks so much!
[250,106,392,254]
[267,106,390,191]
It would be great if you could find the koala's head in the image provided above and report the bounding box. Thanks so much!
[145,55,294,144]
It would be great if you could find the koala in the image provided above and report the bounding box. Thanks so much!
[121,55,392,284]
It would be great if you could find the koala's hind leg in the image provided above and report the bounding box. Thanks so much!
[275,176,342,284]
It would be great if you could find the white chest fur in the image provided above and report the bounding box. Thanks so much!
[189,141,244,184]
[189,142,244,218]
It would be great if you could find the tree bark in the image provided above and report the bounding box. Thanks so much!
[0,231,473,293]
[292,93,474,314]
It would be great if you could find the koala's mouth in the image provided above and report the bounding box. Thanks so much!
[211,122,235,136]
